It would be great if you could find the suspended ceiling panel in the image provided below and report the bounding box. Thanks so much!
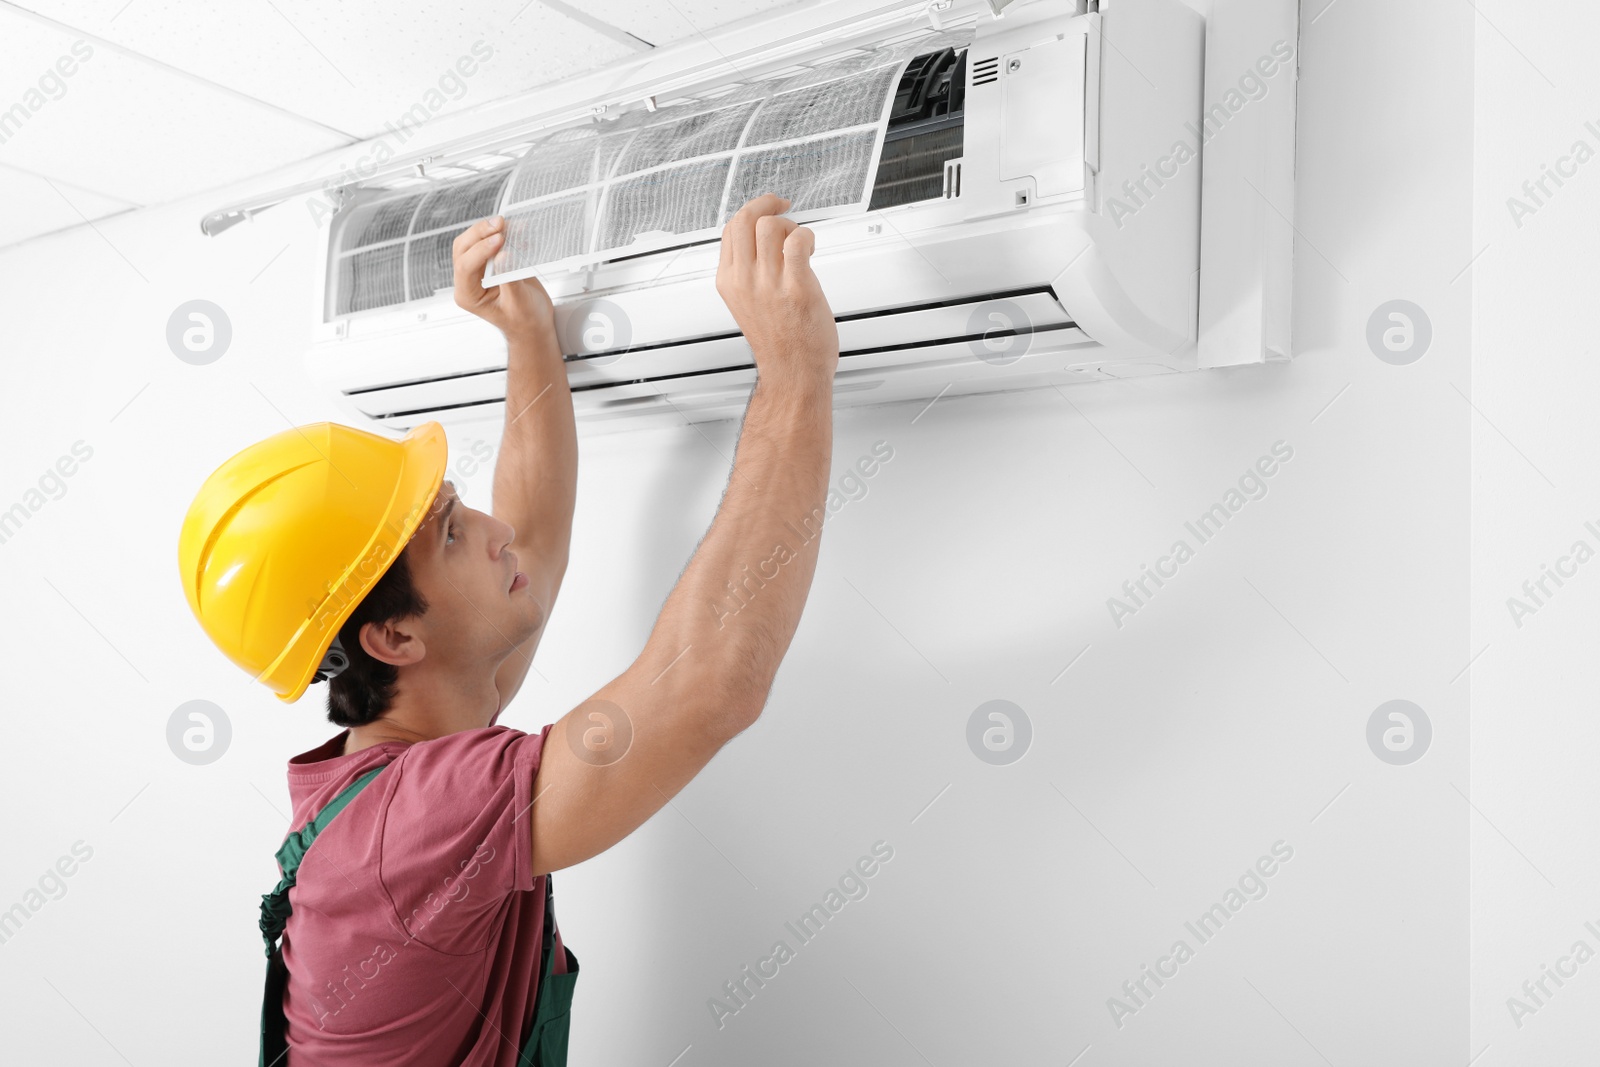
[577,0,816,50]
[0,13,349,205]
[0,163,134,248]
[0,0,822,249]
[3,0,808,139]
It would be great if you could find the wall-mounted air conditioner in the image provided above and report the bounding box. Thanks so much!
[304,0,1207,436]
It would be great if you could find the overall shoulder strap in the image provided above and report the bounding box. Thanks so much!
[259,763,389,956]
[519,869,583,1067]
[259,761,392,1067]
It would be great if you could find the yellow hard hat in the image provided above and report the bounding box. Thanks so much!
[178,420,448,704]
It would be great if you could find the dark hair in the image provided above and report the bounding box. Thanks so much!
[326,544,430,728]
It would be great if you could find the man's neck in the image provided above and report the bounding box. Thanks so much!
[339,676,504,757]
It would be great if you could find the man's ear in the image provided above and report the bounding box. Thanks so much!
[358,617,425,668]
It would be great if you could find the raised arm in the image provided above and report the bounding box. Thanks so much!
[450,216,578,712]
[527,194,840,877]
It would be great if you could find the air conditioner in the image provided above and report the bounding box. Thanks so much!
[306,0,1204,436]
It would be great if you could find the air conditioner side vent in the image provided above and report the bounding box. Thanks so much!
[971,56,1000,85]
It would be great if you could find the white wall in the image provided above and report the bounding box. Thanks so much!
[1470,2,1600,1062]
[0,1,1493,1064]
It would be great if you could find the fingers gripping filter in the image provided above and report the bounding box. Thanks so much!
[177,421,448,704]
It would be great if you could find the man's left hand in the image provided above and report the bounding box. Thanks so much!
[453,215,555,338]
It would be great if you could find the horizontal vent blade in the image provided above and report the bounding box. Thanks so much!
[345,289,1090,422]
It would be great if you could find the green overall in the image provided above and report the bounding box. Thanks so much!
[257,763,579,1067]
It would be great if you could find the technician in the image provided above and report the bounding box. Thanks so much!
[177,193,839,1065]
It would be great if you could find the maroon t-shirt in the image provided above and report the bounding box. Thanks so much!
[278,723,567,1066]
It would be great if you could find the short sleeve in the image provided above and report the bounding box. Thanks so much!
[376,723,552,954]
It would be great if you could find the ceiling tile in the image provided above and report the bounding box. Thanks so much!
[7,1,642,139]
[0,164,134,247]
[0,0,826,247]
[0,12,349,205]
[577,0,816,49]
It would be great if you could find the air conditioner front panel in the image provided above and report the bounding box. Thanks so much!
[313,204,1097,392]
[344,324,1107,436]
[340,293,1086,421]
[544,202,1091,354]
[556,286,1073,385]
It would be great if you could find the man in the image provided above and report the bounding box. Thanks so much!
[176,192,839,1065]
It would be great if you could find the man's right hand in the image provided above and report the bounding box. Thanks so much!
[715,194,840,390]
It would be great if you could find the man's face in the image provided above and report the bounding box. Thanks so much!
[401,479,542,666]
